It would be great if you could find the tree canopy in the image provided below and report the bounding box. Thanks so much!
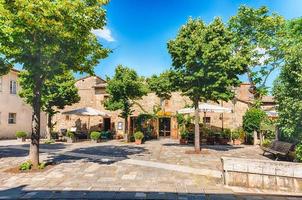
[167,17,245,151]
[229,5,285,99]
[147,71,174,100]
[19,71,80,136]
[0,0,110,166]
[273,18,302,143]
[104,65,148,138]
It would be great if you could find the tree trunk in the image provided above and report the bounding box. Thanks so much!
[194,99,200,152]
[253,130,258,145]
[30,78,42,168]
[124,117,129,142]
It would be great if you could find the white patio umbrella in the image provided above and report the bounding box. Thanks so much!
[62,107,110,131]
[177,103,232,114]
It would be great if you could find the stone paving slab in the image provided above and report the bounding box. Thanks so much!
[0,139,301,199]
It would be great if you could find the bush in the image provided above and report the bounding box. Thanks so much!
[19,161,32,171]
[295,143,302,162]
[134,131,144,140]
[221,129,231,139]
[180,130,189,139]
[231,129,240,140]
[90,131,101,140]
[16,131,27,138]
[66,131,75,138]
[262,139,272,148]
[243,108,267,133]
[101,130,112,139]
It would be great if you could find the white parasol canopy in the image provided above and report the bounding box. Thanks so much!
[62,107,110,131]
[62,107,110,117]
[177,103,232,114]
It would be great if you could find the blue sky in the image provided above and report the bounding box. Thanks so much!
[91,0,302,88]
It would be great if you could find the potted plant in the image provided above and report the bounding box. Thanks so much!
[179,131,188,145]
[134,131,144,145]
[16,131,27,142]
[206,129,215,145]
[90,131,101,143]
[232,130,241,145]
[66,131,76,143]
[219,129,231,145]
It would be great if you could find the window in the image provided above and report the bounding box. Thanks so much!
[10,80,17,94]
[203,117,211,124]
[0,76,2,92]
[8,113,16,124]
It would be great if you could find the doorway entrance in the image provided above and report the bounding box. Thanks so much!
[103,118,111,131]
[158,117,171,137]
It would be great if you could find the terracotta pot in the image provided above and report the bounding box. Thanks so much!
[91,139,100,143]
[219,138,229,145]
[135,139,142,145]
[67,137,76,143]
[179,138,187,145]
[17,137,26,142]
[233,139,241,145]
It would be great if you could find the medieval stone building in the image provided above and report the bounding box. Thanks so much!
[54,75,272,140]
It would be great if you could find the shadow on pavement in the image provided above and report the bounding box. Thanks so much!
[0,185,299,199]
[47,145,148,165]
[0,143,69,158]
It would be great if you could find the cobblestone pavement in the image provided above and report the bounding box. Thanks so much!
[0,139,300,199]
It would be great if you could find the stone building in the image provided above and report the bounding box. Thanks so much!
[54,76,267,139]
[0,69,47,139]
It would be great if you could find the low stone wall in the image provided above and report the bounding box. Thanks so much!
[221,157,302,192]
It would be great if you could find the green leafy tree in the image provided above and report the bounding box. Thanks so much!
[273,18,302,142]
[147,71,173,100]
[19,71,80,139]
[229,6,285,101]
[0,0,110,166]
[243,108,267,144]
[104,65,148,141]
[167,18,245,152]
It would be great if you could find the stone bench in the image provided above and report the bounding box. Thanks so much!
[221,157,302,192]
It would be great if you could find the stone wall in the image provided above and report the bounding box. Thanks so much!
[221,157,302,192]
[54,76,256,139]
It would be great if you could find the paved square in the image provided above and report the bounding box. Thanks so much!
[0,139,300,199]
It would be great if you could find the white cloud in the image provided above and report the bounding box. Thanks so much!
[91,27,115,42]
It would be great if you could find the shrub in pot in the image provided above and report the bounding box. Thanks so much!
[219,129,231,145]
[134,131,144,145]
[90,131,101,143]
[232,130,241,145]
[16,131,27,142]
[179,131,188,145]
[66,131,76,143]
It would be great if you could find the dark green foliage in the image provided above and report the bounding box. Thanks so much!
[16,131,27,138]
[273,19,302,143]
[243,108,267,133]
[222,129,231,139]
[100,131,112,139]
